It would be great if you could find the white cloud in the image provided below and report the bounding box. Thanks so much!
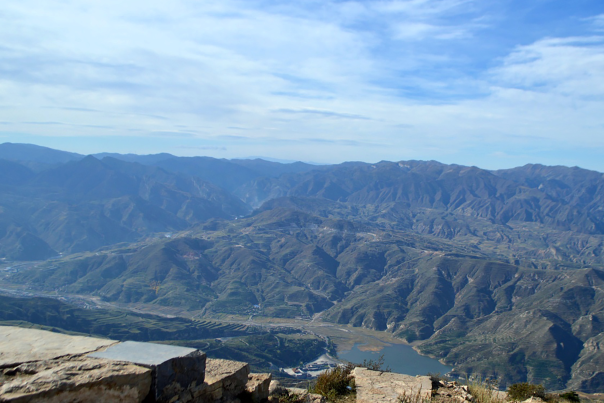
[586,14,604,32]
[373,0,473,18]
[491,36,604,97]
[392,21,471,40]
[0,1,603,169]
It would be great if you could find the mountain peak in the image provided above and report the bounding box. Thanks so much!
[0,143,83,164]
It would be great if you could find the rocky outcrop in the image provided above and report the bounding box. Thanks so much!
[277,387,325,403]
[267,381,325,403]
[0,356,151,403]
[0,326,116,367]
[568,333,604,392]
[353,368,432,403]
[431,381,474,403]
[245,374,272,403]
[89,341,207,403]
[0,326,272,403]
[194,359,251,403]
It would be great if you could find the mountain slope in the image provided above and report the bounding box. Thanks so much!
[237,161,604,235]
[0,156,250,258]
[0,143,83,164]
[3,144,604,392]
[6,207,604,390]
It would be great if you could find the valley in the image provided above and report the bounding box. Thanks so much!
[1,143,604,393]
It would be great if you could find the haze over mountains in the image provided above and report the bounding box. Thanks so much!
[1,142,604,392]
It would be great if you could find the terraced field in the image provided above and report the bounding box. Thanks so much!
[0,295,257,341]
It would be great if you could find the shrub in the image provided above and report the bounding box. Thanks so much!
[559,391,580,403]
[469,378,506,403]
[312,364,355,400]
[508,383,546,401]
[358,355,390,372]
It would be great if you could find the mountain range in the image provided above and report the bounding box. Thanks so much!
[1,142,604,392]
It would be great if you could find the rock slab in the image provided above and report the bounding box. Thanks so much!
[193,359,250,402]
[0,356,151,403]
[283,388,326,403]
[353,368,432,403]
[0,326,116,368]
[245,373,272,403]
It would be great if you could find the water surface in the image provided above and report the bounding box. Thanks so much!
[339,343,452,376]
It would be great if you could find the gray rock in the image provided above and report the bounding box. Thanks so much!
[245,373,272,403]
[521,398,546,403]
[0,357,151,403]
[89,341,206,403]
[353,368,432,403]
[0,326,116,367]
[193,359,250,403]
[268,381,286,396]
[283,388,325,403]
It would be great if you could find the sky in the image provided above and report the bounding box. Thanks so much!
[1,0,604,170]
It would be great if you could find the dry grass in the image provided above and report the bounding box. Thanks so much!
[468,379,507,403]
[273,392,308,403]
[398,388,431,403]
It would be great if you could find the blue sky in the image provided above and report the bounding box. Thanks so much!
[1,0,603,170]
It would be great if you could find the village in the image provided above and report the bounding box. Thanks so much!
[281,354,342,379]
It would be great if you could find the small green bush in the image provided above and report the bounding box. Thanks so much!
[559,391,580,403]
[358,355,390,372]
[312,364,355,400]
[508,383,546,401]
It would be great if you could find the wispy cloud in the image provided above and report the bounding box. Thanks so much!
[177,145,227,151]
[490,36,604,97]
[150,131,199,138]
[22,121,64,125]
[274,108,373,120]
[0,0,603,169]
[586,14,604,31]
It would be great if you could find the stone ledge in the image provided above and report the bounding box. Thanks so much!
[0,326,117,368]
[0,356,151,403]
[353,367,432,403]
[192,359,250,403]
[89,341,206,403]
[245,373,272,403]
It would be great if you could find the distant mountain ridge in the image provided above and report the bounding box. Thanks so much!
[237,160,604,235]
[0,142,83,164]
[0,152,251,258]
[0,142,322,190]
[2,142,604,259]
